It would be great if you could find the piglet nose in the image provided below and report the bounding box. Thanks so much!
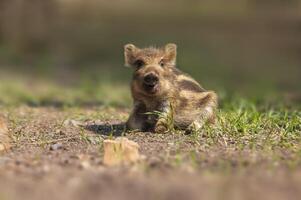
[143,73,159,85]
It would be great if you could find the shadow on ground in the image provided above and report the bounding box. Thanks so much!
[84,120,126,136]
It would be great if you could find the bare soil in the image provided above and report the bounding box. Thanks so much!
[0,106,300,200]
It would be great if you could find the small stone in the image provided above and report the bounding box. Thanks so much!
[80,161,91,169]
[63,119,84,127]
[42,165,50,173]
[50,143,64,151]
[103,137,140,166]
[148,156,162,168]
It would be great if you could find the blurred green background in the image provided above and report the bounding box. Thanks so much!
[0,0,300,106]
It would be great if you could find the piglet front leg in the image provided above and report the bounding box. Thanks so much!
[153,101,173,133]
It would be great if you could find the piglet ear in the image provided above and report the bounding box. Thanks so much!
[164,43,177,65]
[124,44,139,67]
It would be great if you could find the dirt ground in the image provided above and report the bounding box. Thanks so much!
[0,106,301,200]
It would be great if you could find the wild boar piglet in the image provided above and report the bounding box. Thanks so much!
[124,43,218,133]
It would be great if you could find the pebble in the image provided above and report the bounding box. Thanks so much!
[50,143,64,151]
[63,119,84,127]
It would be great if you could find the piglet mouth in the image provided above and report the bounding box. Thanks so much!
[142,83,159,94]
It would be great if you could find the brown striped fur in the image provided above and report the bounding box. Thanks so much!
[125,44,218,133]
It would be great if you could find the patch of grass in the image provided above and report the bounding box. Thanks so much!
[204,99,301,150]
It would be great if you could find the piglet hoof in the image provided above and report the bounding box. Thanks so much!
[154,124,168,134]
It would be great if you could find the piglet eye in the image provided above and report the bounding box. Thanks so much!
[134,60,144,68]
[159,60,165,67]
